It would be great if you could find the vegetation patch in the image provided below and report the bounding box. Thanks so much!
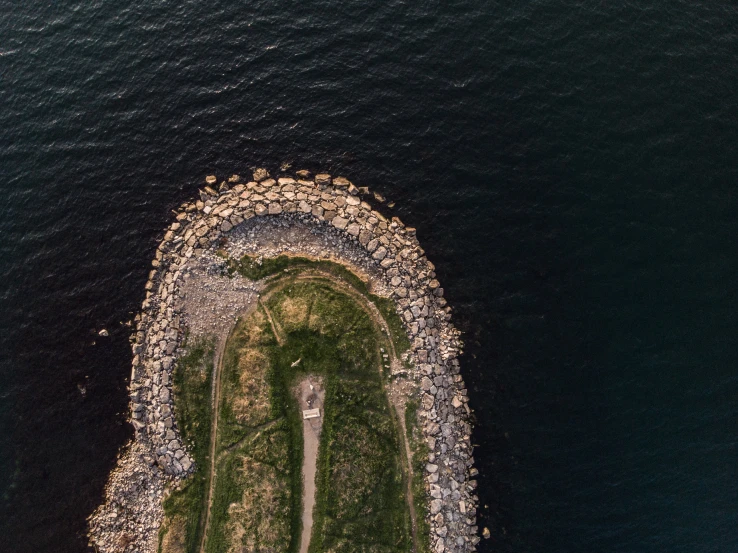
[159,338,215,553]
[405,399,431,553]
[230,254,412,355]
[206,308,301,553]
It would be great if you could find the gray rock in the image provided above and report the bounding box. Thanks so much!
[347,223,361,236]
[181,456,192,471]
[372,246,387,260]
[431,499,443,514]
[331,216,349,230]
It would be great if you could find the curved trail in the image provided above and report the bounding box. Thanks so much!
[198,331,230,553]
[198,267,419,553]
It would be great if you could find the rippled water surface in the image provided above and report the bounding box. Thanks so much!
[1,1,737,552]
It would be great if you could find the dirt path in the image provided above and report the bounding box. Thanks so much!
[295,377,325,553]
[198,296,285,553]
[392,394,419,552]
[198,331,230,553]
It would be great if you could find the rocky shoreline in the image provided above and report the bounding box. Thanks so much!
[88,169,479,553]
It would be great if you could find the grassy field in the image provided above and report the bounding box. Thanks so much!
[164,259,421,552]
[158,338,215,553]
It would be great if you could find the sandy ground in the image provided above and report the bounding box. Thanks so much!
[294,376,325,553]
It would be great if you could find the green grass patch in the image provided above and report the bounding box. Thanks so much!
[229,254,293,280]
[230,254,412,355]
[405,399,431,553]
[158,337,215,553]
[205,423,295,553]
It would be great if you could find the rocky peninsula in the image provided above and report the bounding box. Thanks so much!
[88,169,479,553]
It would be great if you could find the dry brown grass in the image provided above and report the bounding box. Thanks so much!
[244,310,267,343]
[274,294,310,332]
[232,347,271,427]
[160,516,187,553]
[307,297,331,335]
[225,457,291,553]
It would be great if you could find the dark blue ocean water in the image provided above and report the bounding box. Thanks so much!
[1,1,737,552]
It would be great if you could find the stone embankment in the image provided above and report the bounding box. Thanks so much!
[88,169,479,553]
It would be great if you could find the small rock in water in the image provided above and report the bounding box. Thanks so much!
[482,527,491,539]
[205,175,217,185]
[98,329,109,337]
[253,167,270,182]
[315,173,331,186]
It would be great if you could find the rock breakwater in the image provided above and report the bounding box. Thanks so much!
[88,169,479,553]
